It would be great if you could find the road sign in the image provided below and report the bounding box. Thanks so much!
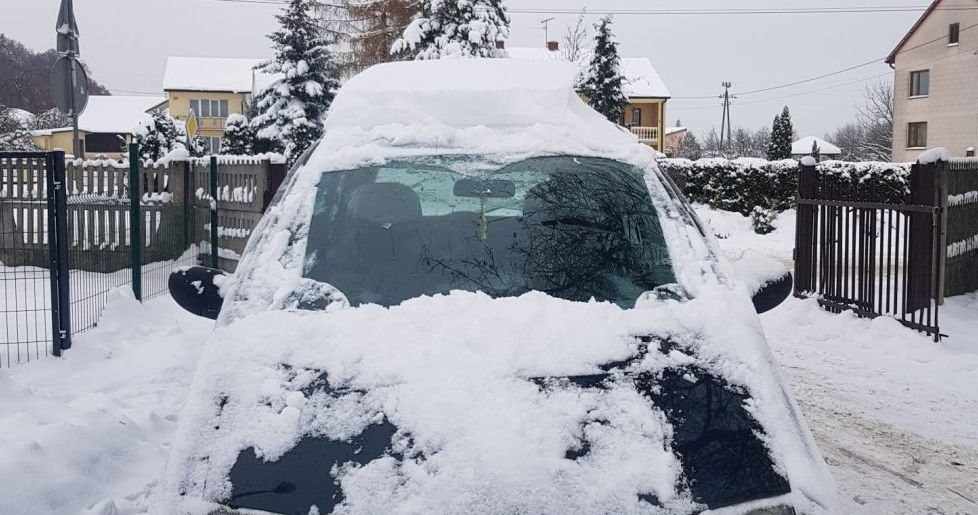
[56,0,80,54]
[186,109,199,137]
[51,56,89,116]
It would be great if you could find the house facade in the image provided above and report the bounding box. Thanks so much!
[31,95,167,159]
[163,57,274,154]
[887,0,978,162]
[506,43,671,153]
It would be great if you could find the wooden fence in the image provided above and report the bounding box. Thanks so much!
[0,155,286,273]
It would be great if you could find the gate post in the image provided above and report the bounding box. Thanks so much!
[794,158,817,295]
[46,151,72,354]
[129,144,142,301]
[209,156,219,270]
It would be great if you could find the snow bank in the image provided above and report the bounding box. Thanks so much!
[160,290,835,514]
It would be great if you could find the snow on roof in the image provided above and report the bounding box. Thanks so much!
[620,58,671,99]
[321,59,646,164]
[163,56,268,93]
[506,49,670,100]
[665,126,686,136]
[33,96,166,134]
[792,136,842,156]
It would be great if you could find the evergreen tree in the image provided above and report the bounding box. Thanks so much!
[0,104,37,151]
[677,131,703,160]
[251,0,340,165]
[392,0,510,60]
[579,17,628,124]
[767,106,793,160]
[132,111,179,162]
[221,114,254,155]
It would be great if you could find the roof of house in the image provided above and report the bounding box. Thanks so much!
[506,48,671,99]
[32,95,167,135]
[792,136,842,155]
[665,126,687,136]
[885,0,975,64]
[163,56,268,93]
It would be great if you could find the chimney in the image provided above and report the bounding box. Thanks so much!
[496,40,506,50]
[546,41,559,52]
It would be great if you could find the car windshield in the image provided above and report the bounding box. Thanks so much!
[303,156,675,308]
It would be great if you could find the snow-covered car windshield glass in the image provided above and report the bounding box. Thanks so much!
[303,156,675,308]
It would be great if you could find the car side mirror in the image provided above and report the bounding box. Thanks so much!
[168,266,227,320]
[727,250,793,314]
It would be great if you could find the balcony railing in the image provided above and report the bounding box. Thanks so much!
[630,126,660,144]
[199,117,227,130]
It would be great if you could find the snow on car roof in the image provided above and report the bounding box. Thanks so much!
[163,56,270,93]
[319,59,651,168]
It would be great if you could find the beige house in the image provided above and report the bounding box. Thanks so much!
[887,0,978,161]
[31,95,167,159]
[163,57,275,154]
[506,43,671,153]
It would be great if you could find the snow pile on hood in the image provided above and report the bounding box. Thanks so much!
[319,59,646,166]
[159,290,835,514]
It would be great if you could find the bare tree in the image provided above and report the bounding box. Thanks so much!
[313,0,418,77]
[855,81,893,161]
[562,9,589,63]
[826,122,865,161]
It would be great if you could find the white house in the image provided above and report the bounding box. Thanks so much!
[792,136,842,161]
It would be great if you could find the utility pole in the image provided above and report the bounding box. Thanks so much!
[718,82,735,156]
[540,17,556,44]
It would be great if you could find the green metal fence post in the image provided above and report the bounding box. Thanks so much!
[209,155,219,270]
[129,143,142,301]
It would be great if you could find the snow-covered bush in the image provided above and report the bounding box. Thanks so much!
[391,0,510,60]
[657,157,911,215]
[251,0,340,165]
[0,104,38,151]
[220,114,254,155]
[751,206,777,235]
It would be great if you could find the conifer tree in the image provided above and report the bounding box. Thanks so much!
[579,17,628,124]
[391,0,510,60]
[766,106,794,160]
[221,114,255,155]
[252,0,340,165]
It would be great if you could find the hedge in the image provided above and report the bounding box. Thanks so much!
[657,158,912,215]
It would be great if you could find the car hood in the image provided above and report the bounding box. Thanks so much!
[157,289,835,515]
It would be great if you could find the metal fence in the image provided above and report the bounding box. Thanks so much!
[0,147,285,367]
[794,159,946,340]
[943,158,978,298]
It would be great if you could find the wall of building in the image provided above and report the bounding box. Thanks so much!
[32,131,132,159]
[892,0,978,161]
[624,99,666,152]
[166,90,250,139]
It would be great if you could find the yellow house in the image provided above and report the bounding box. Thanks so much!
[31,95,168,159]
[506,45,671,153]
[163,57,274,154]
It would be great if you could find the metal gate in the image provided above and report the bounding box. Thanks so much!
[0,151,71,367]
[794,159,944,340]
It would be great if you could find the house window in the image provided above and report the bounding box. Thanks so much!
[207,136,222,154]
[190,99,229,118]
[907,122,927,148]
[631,108,642,127]
[949,23,960,45]
[85,133,124,153]
[909,70,929,97]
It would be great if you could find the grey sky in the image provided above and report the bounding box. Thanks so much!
[1,0,926,138]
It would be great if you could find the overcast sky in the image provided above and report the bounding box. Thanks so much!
[1,0,926,137]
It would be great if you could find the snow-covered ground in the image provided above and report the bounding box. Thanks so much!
[0,206,974,514]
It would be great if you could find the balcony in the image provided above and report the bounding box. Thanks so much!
[629,126,660,145]
[199,117,227,130]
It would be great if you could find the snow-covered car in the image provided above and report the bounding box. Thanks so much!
[159,59,835,515]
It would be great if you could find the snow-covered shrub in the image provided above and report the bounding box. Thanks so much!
[751,206,777,235]
[221,114,254,155]
[0,104,38,151]
[657,157,911,214]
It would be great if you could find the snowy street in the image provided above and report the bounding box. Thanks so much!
[0,207,974,514]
